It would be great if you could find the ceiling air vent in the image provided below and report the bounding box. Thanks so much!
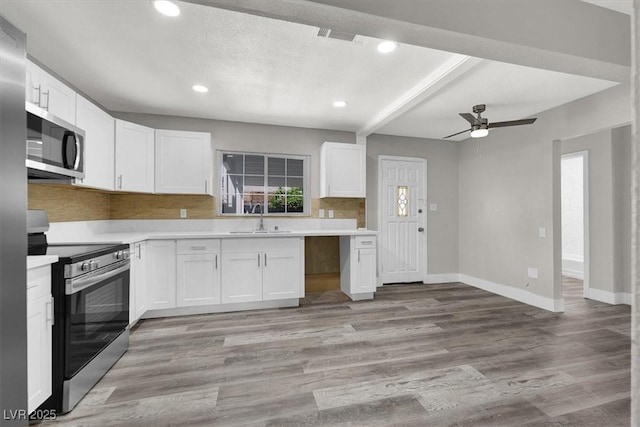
[317,28,358,43]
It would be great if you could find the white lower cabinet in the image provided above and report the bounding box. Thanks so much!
[146,240,177,310]
[176,240,221,306]
[130,241,148,325]
[354,248,377,293]
[27,265,53,413]
[221,238,303,304]
[141,237,304,316]
[340,235,377,299]
[262,249,303,300]
[220,251,263,303]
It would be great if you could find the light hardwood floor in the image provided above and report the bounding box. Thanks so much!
[43,279,630,426]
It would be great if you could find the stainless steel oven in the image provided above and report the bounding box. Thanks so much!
[64,257,130,380]
[51,246,130,413]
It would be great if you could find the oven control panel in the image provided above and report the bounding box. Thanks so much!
[65,248,130,278]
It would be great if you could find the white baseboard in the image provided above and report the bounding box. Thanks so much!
[458,274,564,312]
[585,288,631,305]
[562,258,584,280]
[425,274,460,284]
[562,268,584,280]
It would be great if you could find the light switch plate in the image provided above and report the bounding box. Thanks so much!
[318,209,325,218]
[538,227,547,238]
[429,203,438,212]
[527,267,538,279]
[180,209,187,218]
[328,210,334,218]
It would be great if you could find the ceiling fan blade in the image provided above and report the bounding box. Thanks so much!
[488,118,537,129]
[443,128,470,139]
[459,113,477,125]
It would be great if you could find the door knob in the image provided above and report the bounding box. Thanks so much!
[418,227,424,232]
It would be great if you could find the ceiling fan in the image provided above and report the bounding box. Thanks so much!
[443,104,537,139]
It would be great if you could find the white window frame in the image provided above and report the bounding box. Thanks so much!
[217,150,310,216]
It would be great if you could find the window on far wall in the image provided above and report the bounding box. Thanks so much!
[220,151,309,215]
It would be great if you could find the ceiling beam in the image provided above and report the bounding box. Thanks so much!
[183,0,630,83]
[357,54,483,137]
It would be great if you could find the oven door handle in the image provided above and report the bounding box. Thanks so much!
[66,260,130,295]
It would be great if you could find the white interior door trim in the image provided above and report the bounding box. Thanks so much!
[378,155,428,285]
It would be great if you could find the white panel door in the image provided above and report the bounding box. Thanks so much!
[75,95,115,190]
[220,252,262,303]
[27,294,52,412]
[41,71,76,124]
[155,130,212,195]
[380,157,426,283]
[146,240,176,310]
[355,248,377,292]
[115,119,155,193]
[177,253,220,306]
[262,250,301,300]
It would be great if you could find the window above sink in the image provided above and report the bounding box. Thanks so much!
[220,151,309,216]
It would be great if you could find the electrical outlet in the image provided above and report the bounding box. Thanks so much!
[318,209,325,218]
[180,209,187,218]
[429,203,438,212]
[328,210,334,218]
[538,227,547,238]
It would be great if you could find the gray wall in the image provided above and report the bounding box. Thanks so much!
[612,125,633,294]
[366,134,459,275]
[112,112,356,199]
[458,84,630,301]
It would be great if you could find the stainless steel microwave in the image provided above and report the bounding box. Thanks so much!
[26,102,85,180]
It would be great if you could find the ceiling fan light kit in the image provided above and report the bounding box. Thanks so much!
[444,104,537,140]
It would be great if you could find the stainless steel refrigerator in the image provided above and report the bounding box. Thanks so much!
[0,14,28,426]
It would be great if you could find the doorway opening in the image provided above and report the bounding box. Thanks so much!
[560,151,589,303]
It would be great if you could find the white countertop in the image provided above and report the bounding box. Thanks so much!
[27,255,59,269]
[51,229,378,245]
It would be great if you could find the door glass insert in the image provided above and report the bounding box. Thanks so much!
[397,186,408,217]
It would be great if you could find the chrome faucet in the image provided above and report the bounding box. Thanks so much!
[257,205,265,231]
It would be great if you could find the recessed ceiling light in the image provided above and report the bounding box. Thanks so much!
[377,40,398,53]
[154,0,180,17]
[333,100,348,108]
[192,85,208,93]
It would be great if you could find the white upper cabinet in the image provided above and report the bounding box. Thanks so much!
[75,95,115,191]
[26,59,76,125]
[115,119,155,193]
[155,129,213,195]
[320,142,366,198]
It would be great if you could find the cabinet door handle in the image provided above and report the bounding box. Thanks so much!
[328,184,331,195]
[358,249,360,263]
[264,253,267,267]
[137,244,142,259]
[204,180,208,194]
[41,89,50,110]
[258,253,261,267]
[46,296,54,326]
[215,254,218,269]
[34,84,42,105]
[118,175,123,189]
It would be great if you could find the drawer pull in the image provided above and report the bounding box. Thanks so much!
[190,246,207,250]
[360,241,373,245]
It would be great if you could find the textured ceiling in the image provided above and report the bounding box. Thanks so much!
[0,0,622,141]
